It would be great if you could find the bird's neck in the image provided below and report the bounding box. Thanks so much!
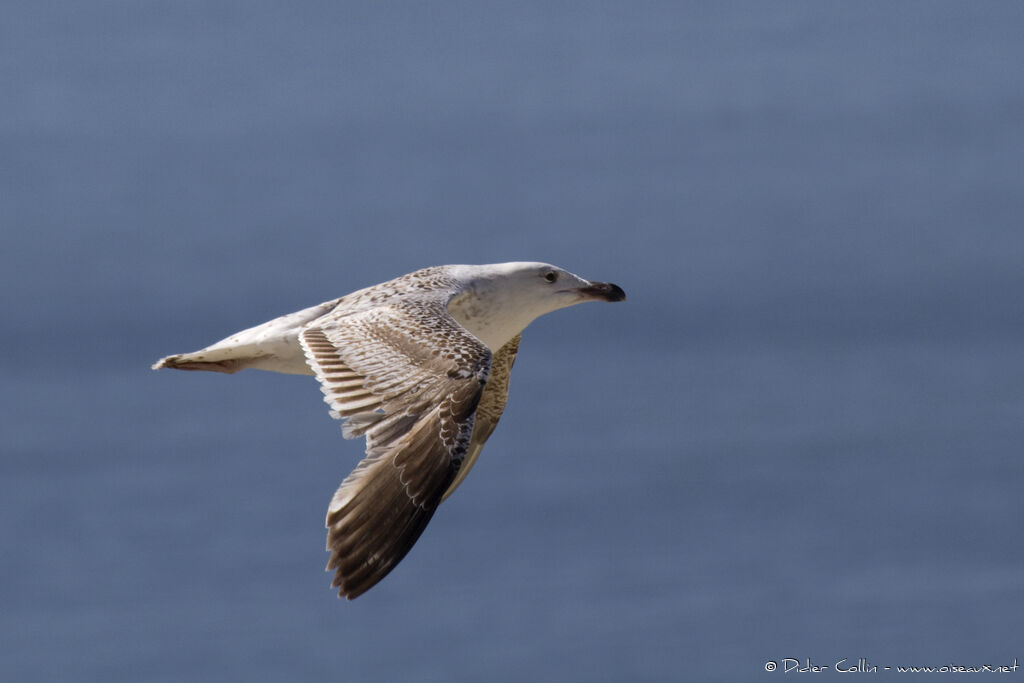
[447,287,540,353]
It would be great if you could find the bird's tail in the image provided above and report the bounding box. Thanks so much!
[152,298,342,376]
[152,352,250,373]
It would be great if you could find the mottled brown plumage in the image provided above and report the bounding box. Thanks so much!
[153,263,624,599]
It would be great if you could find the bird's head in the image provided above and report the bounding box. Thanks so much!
[448,262,625,351]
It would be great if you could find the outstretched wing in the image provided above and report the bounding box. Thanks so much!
[300,297,491,599]
[442,334,520,501]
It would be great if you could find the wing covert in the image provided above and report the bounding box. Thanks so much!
[299,297,491,598]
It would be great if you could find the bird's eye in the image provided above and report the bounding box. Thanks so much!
[543,271,558,283]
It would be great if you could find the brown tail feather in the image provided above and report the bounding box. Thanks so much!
[152,354,249,374]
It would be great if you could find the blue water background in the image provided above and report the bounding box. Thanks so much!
[2,2,1023,681]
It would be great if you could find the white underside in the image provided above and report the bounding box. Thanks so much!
[172,300,339,374]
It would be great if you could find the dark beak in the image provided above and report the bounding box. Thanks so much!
[578,281,626,302]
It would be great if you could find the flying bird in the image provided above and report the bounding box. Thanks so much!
[153,262,625,598]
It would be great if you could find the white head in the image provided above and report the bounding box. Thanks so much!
[447,262,626,351]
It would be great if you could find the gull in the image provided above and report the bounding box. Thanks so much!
[153,262,625,599]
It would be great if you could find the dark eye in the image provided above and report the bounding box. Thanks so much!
[543,271,558,283]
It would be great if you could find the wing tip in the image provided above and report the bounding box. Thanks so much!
[327,556,381,600]
[331,574,369,600]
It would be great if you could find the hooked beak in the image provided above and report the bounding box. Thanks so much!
[577,281,626,302]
